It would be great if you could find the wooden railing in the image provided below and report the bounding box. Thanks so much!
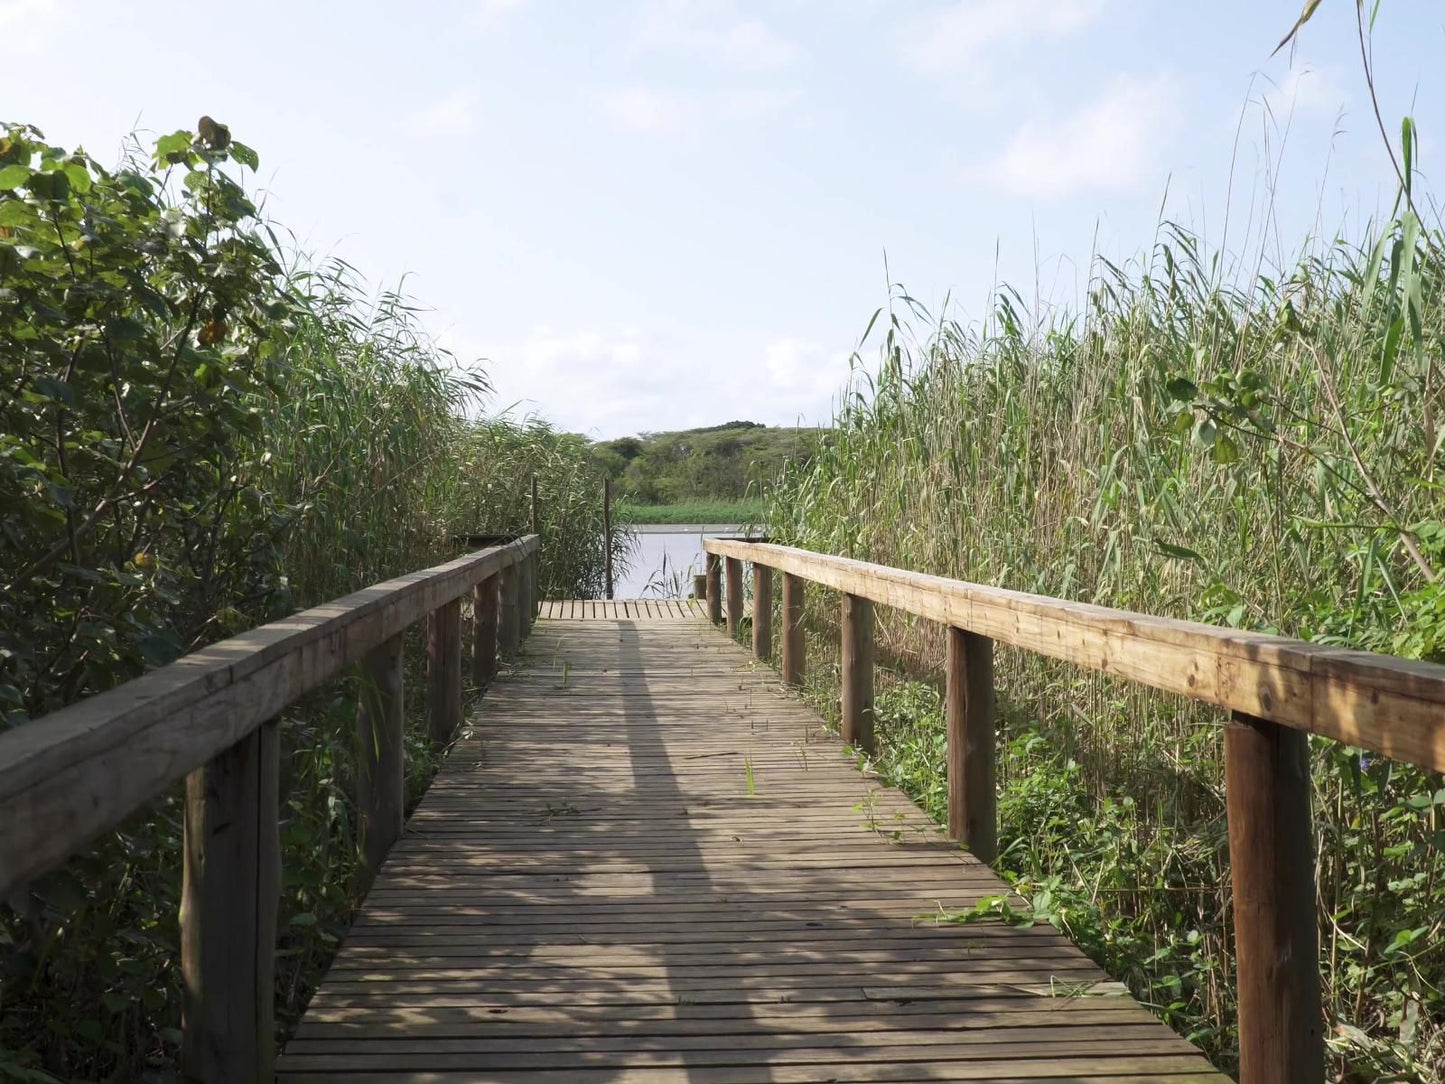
[0,535,540,1084]
[704,538,1445,1084]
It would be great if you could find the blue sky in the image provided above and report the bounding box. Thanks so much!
[4,1,1442,437]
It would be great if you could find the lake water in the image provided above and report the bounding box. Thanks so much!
[614,525,742,598]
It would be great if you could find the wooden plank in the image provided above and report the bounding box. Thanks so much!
[428,599,463,749]
[782,572,805,687]
[841,593,874,753]
[706,553,722,625]
[280,617,1224,1082]
[182,719,279,1083]
[1225,711,1322,1083]
[946,628,995,863]
[703,539,1445,770]
[752,563,772,661]
[357,635,404,881]
[725,557,744,638]
[0,536,537,898]
[472,575,498,686]
[498,564,520,656]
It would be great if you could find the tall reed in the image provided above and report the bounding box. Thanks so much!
[768,216,1445,1078]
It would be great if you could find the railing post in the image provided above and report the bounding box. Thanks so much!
[945,627,996,863]
[781,572,805,686]
[693,572,707,601]
[1225,711,1323,1084]
[603,478,613,600]
[520,550,535,638]
[473,572,499,685]
[752,563,772,661]
[180,719,279,1084]
[428,598,462,750]
[706,553,722,625]
[357,634,404,880]
[499,561,521,656]
[841,593,874,753]
[725,556,744,638]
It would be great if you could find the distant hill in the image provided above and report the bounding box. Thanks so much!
[589,423,825,504]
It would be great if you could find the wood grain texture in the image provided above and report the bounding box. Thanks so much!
[278,616,1226,1082]
[1225,712,1323,1083]
[782,572,805,687]
[357,635,405,882]
[498,563,521,657]
[946,628,996,863]
[725,557,744,639]
[706,553,722,625]
[704,539,1445,771]
[182,719,279,1084]
[753,563,772,662]
[472,575,499,686]
[0,536,538,898]
[428,600,463,750]
[841,593,875,754]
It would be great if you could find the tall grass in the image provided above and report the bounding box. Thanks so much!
[766,214,1445,1079]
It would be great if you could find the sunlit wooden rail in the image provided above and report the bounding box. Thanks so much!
[0,536,540,1083]
[705,537,1445,1084]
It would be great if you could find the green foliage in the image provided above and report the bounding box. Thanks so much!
[616,498,764,525]
[0,121,615,1081]
[593,423,820,505]
[766,210,1445,1078]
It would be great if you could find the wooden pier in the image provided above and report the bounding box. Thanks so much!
[276,609,1226,1082]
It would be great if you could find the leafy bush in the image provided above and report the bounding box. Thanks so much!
[0,120,619,1081]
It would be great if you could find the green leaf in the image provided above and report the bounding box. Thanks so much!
[0,163,30,190]
[1272,0,1325,56]
[1165,376,1197,402]
[230,141,259,170]
[155,130,192,159]
[1155,541,1204,563]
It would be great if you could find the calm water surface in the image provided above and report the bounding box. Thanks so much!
[614,526,741,598]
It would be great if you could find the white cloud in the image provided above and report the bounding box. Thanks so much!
[981,75,1179,199]
[594,85,797,138]
[448,327,847,437]
[415,88,482,138]
[633,0,798,71]
[471,0,527,30]
[900,0,1105,80]
[2,0,66,50]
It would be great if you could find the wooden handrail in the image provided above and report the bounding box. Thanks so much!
[0,534,540,1084]
[703,536,1445,1084]
[705,538,1445,770]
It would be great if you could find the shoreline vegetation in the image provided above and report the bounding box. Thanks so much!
[0,121,624,1081]
[615,498,764,526]
[761,198,1445,1079]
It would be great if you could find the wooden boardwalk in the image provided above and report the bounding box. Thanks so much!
[278,610,1228,1082]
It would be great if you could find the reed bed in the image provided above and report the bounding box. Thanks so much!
[766,214,1445,1079]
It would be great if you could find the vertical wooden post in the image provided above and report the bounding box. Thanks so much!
[752,563,772,661]
[725,557,744,638]
[499,561,521,656]
[706,553,722,625]
[1225,711,1323,1084]
[945,627,996,863]
[473,573,498,686]
[181,719,279,1084]
[603,477,613,600]
[428,599,462,749]
[781,573,805,686]
[693,573,707,600]
[841,593,874,753]
[356,634,404,880]
[520,552,535,638]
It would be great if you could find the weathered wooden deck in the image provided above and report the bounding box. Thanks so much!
[277,608,1228,1082]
